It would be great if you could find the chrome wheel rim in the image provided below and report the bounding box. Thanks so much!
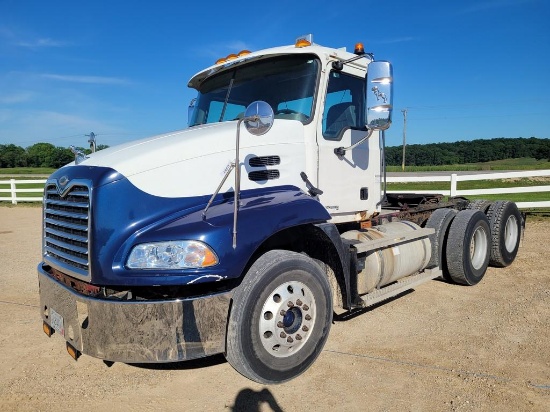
[470,226,488,270]
[258,280,316,358]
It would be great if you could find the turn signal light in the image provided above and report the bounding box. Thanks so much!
[43,322,53,337]
[66,343,81,360]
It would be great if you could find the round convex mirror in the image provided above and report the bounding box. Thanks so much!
[243,101,274,136]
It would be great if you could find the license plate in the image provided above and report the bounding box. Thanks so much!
[50,308,65,337]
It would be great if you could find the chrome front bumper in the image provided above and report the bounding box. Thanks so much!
[38,264,232,363]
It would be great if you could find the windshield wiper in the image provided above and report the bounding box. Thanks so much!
[218,75,235,122]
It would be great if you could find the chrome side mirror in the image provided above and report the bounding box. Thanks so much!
[365,61,393,130]
[243,101,274,136]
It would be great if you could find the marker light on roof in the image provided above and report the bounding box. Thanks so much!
[215,50,252,65]
[295,34,313,48]
[354,42,365,55]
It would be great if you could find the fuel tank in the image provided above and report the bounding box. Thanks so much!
[342,221,431,294]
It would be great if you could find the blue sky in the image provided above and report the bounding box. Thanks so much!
[1,0,549,149]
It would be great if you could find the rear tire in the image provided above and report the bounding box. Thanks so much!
[445,210,490,286]
[425,208,457,278]
[226,250,332,384]
[486,201,522,267]
[466,199,493,213]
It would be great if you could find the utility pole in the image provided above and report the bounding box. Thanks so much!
[401,109,407,171]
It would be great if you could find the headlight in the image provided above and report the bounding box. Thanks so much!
[126,240,218,269]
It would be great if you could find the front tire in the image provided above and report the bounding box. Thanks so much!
[226,250,332,384]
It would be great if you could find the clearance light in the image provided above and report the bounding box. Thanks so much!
[215,50,252,65]
[43,322,53,337]
[354,42,365,55]
[295,34,313,48]
[66,343,80,360]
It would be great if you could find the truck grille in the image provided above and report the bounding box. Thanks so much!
[43,181,91,278]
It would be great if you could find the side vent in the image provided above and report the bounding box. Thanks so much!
[248,170,280,181]
[248,156,281,167]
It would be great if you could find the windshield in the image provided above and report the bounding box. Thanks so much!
[189,55,320,126]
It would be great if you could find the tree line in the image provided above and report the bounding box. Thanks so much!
[1,137,549,169]
[385,137,550,166]
[0,143,109,169]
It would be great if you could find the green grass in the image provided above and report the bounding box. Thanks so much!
[0,167,54,175]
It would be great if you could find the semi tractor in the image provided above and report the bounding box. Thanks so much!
[38,35,523,384]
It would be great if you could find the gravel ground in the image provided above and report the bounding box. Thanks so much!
[0,206,548,411]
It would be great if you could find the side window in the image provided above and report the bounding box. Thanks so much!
[322,71,365,139]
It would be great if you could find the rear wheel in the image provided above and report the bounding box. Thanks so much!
[486,201,522,267]
[466,199,493,213]
[424,208,457,278]
[445,210,490,286]
[226,250,332,384]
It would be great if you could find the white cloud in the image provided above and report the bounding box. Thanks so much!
[16,37,70,48]
[0,27,70,49]
[0,92,34,104]
[0,109,127,146]
[377,37,416,45]
[223,41,252,52]
[40,74,132,86]
[193,40,254,60]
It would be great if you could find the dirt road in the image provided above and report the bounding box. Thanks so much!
[1,206,548,411]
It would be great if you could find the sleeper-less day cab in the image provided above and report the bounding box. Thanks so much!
[39,35,524,383]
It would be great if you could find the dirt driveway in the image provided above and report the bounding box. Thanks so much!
[0,206,548,411]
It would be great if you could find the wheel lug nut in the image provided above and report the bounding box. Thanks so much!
[277,321,284,328]
[296,334,302,340]
[287,336,293,343]
[305,314,312,321]
[302,325,309,332]
[287,301,294,307]
[280,310,286,316]
[302,305,309,311]
[296,299,302,306]
[280,332,287,338]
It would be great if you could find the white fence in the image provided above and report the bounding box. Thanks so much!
[2,170,550,208]
[0,179,47,204]
[387,170,550,209]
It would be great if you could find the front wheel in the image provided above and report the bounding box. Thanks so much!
[225,250,332,384]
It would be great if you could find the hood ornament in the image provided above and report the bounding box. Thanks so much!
[70,146,88,165]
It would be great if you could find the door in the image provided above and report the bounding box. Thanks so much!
[317,70,381,223]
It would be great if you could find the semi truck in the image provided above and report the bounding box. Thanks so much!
[38,35,524,384]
